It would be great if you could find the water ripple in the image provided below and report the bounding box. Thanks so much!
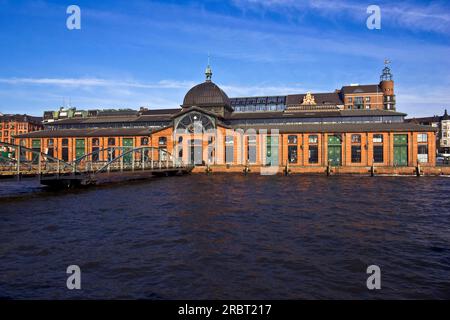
[0,175,449,299]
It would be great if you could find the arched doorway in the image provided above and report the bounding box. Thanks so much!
[174,111,216,166]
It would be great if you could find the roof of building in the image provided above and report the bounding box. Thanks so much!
[140,108,181,115]
[136,115,176,122]
[97,109,139,117]
[45,114,174,126]
[340,109,406,116]
[226,109,405,120]
[230,96,286,106]
[182,81,231,109]
[0,114,43,124]
[15,122,436,139]
[234,122,437,133]
[13,127,158,138]
[340,84,381,95]
[286,92,344,106]
[171,106,223,120]
[405,116,441,124]
[405,110,449,123]
[41,107,407,127]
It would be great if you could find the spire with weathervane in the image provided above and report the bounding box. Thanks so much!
[380,58,393,81]
[379,59,396,110]
[205,54,213,82]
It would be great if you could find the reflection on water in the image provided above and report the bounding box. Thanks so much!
[0,178,43,198]
[0,175,449,299]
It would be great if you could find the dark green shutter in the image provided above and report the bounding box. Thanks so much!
[122,138,134,164]
[31,139,41,164]
[32,139,41,148]
[266,136,279,166]
[328,135,341,166]
[394,134,408,166]
[75,139,85,159]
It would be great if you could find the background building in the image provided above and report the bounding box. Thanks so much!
[406,110,450,154]
[42,63,397,125]
[232,63,395,113]
[0,114,43,144]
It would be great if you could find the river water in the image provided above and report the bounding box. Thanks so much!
[0,175,449,299]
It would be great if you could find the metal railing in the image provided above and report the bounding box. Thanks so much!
[1,142,188,177]
[0,141,75,175]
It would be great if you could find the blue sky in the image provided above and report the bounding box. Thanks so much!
[0,0,449,117]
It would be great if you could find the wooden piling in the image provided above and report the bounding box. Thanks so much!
[284,161,291,176]
[416,161,422,177]
[205,163,212,174]
[243,160,250,175]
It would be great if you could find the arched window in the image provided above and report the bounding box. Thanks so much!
[92,138,100,146]
[141,137,149,146]
[175,112,215,133]
[159,137,167,146]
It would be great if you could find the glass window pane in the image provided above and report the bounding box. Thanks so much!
[159,137,167,145]
[351,145,362,163]
[309,145,318,163]
[351,134,361,143]
[309,135,318,144]
[373,134,383,143]
[141,137,149,145]
[288,135,298,144]
[373,145,384,163]
[247,136,256,163]
[418,134,428,143]
[288,145,298,163]
[418,145,428,163]
[226,136,234,163]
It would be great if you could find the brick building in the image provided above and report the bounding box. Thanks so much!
[15,63,436,170]
[0,114,43,144]
[406,110,450,155]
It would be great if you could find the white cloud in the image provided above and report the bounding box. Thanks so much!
[1,1,449,118]
[232,0,450,34]
[0,76,448,117]
[0,78,196,90]
[0,76,314,97]
[0,76,309,113]
[0,78,305,96]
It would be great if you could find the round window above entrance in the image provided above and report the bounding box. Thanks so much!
[175,112,215,133]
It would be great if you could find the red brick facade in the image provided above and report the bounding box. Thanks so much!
[0,115,43,144]
[16,125,437,168]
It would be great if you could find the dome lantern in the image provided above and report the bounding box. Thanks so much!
[181,64,233,116]
[205,65,213,82]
